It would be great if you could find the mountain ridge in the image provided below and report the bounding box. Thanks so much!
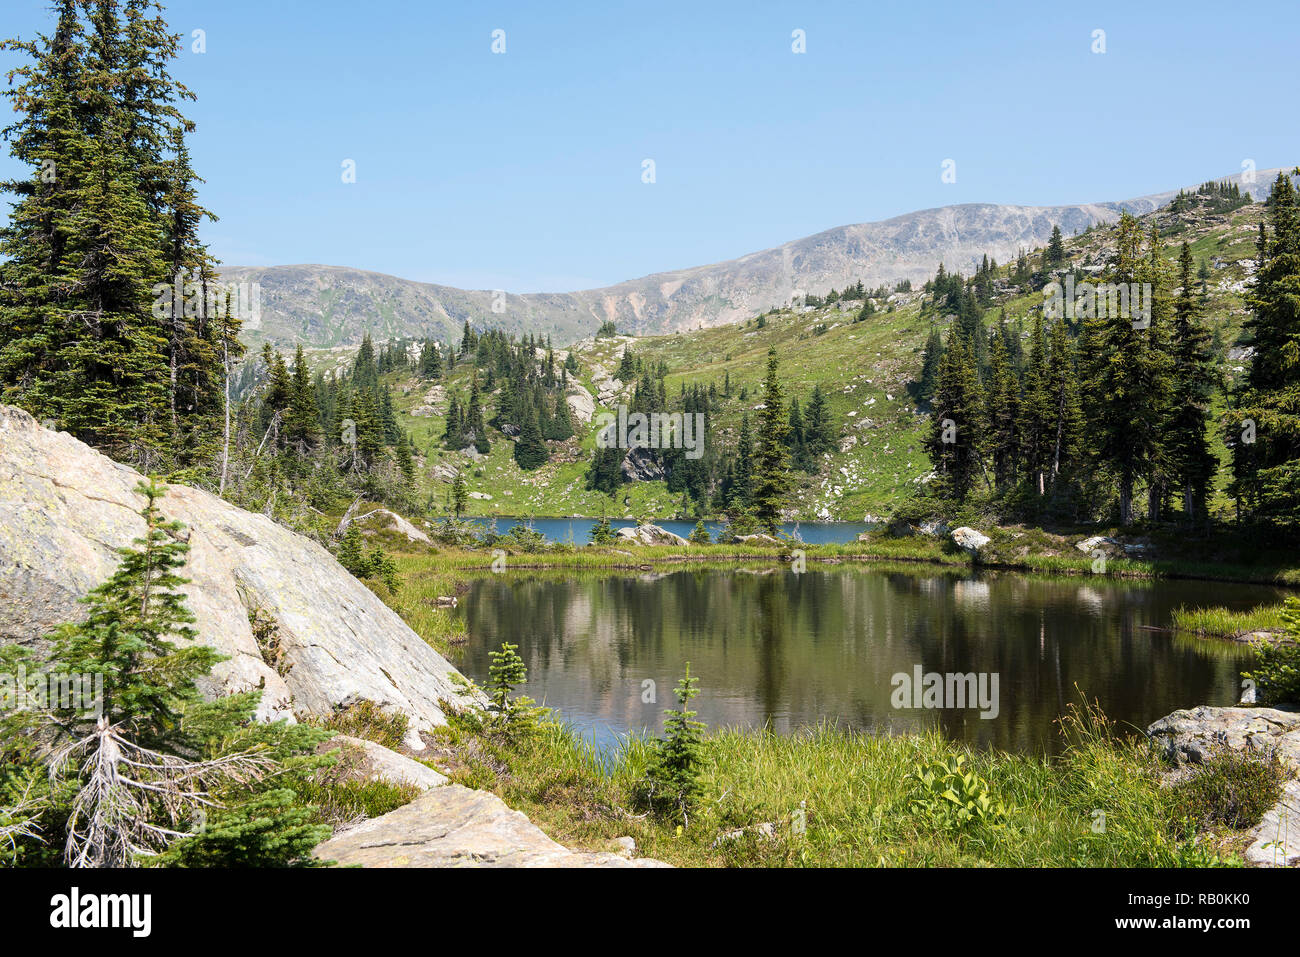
[225,168,1286,349]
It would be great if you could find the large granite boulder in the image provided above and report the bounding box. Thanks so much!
[950,526,991,554]
[0,405,481,744]
[615,523,689,547]
[1147,705,1300,867]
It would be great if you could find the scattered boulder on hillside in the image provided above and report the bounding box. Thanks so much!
[620,446,665,482]
[409,384,446,418]
[950,527,991,554]
[0,405,482,742]
[1075,535,1124,557]
[596,377,623,406]
[615,524,689,546]
[349,508,431,544]
[566,385,596,424]
[324,735,449,791]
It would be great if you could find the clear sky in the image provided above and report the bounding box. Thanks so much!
[3,0,1298,291]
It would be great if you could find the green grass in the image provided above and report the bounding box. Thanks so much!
[425,697,1249,867]
[1171,604,1288,640]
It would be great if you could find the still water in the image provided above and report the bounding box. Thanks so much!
[463,517,874,545]
[458,567,1287,755]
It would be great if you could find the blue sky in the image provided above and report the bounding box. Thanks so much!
[3,0,1298,291]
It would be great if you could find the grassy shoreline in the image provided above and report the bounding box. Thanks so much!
[384,535,1300,586]
[412,700,1276,868]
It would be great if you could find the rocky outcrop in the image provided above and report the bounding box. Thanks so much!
[1147,706,1300,768]
[1147,705,1300,867]
[620,446,664,482]
[565,384,596,424]
[0,406,481,742]
[615,524,689,547]
[313,783,668,867]
[950,526,990,554]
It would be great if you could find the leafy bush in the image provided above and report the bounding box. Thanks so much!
[1243,598,1300,706]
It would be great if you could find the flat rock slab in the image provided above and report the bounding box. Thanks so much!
[1147,705,1300,766]
[313,784,668,868]
[327,735,448,791]
[1247,780,1300,867]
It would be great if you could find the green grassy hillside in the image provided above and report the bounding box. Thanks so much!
[302,193,1269,522]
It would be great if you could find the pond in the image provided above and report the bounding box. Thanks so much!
[458,566,1288,755]
[462,516,875,545]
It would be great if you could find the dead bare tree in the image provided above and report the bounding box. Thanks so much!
[49,717,276,868]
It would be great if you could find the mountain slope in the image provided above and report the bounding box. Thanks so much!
[368,186,1275,522]
[227,169,1285,350]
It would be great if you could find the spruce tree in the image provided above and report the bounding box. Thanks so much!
[1047,224,1066,266]
[513,406,548,470]
[925,327,984,501]
[466,374,490,454]
[984,332,1019,492]
[1169,241,1218,523]
[915,325,945,405]
[1084,212,1167,524]
[751,349,792,533]
[641,662,705,824]
[451,469,468,517]
[1234,173,1300,527]
[0,1,234,472]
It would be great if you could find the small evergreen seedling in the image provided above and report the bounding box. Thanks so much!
[590,515,616,545]
[48,479,219,747]
[485,642,545,737]
[643,663,706,824]
[487,642,528,714]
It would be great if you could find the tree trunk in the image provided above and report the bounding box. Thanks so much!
[219,342,231,497]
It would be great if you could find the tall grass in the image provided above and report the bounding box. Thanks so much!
[426,700,1240,868]
[1171,604,1287,639]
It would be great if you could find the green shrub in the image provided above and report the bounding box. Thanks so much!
[296,777,420,826]
[152,789,331,868]
[590,516,616,546]
[1169,750,1289,830]
[322,700,410,751]
[1243,598,1300,706]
